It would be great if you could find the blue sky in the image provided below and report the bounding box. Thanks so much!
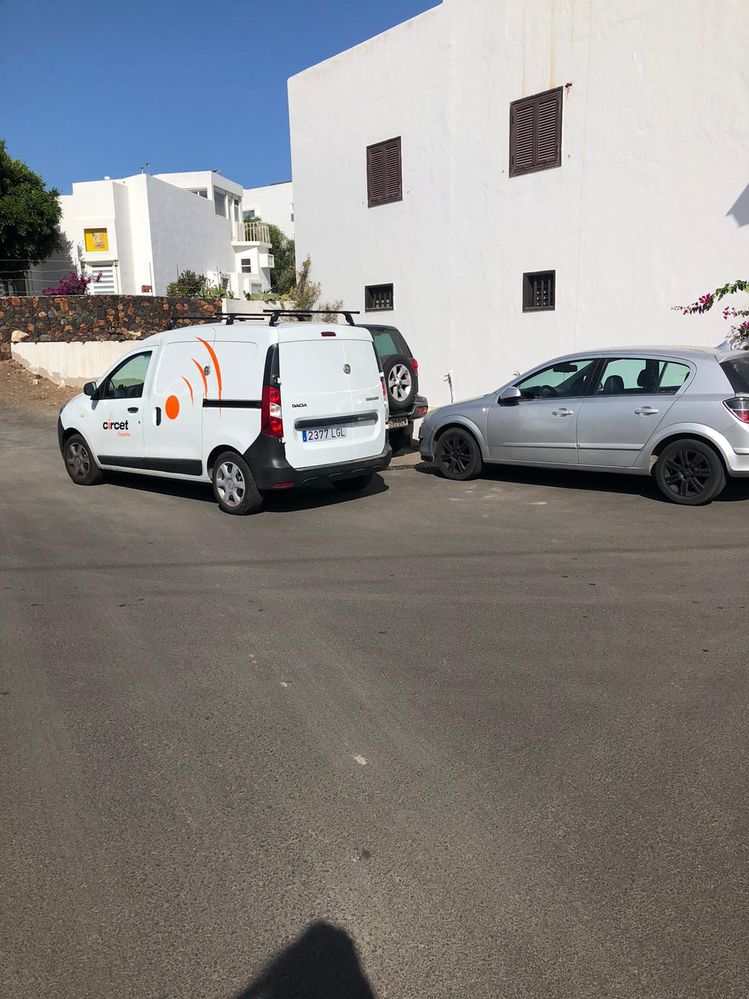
[0,0,439,194]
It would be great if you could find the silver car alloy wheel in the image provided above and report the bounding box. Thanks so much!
[388,363,412,402]
[66,441,90,480]
[216,460,246,507]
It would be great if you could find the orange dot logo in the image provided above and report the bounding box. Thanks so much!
[165,395,180,420]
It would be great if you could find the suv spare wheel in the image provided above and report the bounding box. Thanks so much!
[383,354,417,412]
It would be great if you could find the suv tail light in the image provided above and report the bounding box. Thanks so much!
[724,397,749,424]
[380,374,387,401]
[261,384,283,437]
[411,358,419,373]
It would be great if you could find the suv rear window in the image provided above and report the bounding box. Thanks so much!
[720,356,749,393]
[369,327,410,360]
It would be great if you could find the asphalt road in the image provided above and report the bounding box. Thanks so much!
[2,404,748,999]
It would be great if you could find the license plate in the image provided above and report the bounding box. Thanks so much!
[302,426,347,442]
[387,417,409,429]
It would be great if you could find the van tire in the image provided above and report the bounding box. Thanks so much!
[212,451,263,515]
[63,433,104,486]
[332,473,373,493]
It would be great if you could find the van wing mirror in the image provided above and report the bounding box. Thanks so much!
[499,385,522,406]
[83,381,97,398]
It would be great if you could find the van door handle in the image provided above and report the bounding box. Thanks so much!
[127,406,139,413]
[155,407,162,426]
[635,406,659,415]
[552,408,574,417]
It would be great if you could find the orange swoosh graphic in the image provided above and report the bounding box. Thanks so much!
[197,337,222,402]
[181,376,194,406]
[192,358,208,396]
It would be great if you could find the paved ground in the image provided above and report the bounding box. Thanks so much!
[2,401,748,999]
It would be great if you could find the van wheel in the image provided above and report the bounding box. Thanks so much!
[435,427,482,480]
[63,434,103,485]
[654,438,726,505]
[332,473,373,493]
[212,452,263,515]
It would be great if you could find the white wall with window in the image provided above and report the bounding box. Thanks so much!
[56,170,273,298]
[289,0,749,405]
[241,180,295,238]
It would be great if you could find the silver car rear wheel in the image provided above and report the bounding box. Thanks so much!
[654,438,726,505]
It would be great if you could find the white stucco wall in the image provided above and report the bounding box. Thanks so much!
[242,181,295,238]
[12,341,136,387]
[144,175,237,294]
[289,0,749,406]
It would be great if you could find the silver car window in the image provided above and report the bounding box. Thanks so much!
[516,359,598,400]
[594,358,690,396]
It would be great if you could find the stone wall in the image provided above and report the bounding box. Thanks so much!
[0,295,221,359]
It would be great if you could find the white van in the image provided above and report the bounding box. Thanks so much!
[57,317,391,514]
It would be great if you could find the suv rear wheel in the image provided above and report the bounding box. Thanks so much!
[383,355,417,412]
[654,438,726,505]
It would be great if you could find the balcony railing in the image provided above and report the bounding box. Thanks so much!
[231,221,270,244]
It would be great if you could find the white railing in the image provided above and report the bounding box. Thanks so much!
[231,221,271,244]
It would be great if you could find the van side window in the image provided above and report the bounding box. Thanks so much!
[99,352,152,400]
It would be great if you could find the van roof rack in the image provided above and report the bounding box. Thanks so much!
[165,312,268,329]
[264,309,360,327]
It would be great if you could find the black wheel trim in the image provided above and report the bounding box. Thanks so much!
[662,448,713,498]
[437,432,473,475]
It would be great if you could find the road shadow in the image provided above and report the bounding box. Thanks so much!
[415,461,749,503]
[235,922,377,999]
[104,470,389,513]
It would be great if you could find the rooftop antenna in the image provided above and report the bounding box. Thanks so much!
[141,162,150,174]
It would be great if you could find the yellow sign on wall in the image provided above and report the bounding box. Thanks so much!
[84,228,109,252]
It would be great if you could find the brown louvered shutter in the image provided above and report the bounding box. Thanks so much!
[536,89,562,167]
[510,102,535,174]
[510,88,562,177]
[368,137,402,207]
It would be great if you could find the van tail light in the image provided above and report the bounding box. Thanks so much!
[724,397,749,424]
[261,384,284,438]
[411,358,419,373]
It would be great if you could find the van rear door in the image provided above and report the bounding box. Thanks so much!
[279,328,386,470]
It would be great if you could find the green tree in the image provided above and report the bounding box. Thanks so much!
[289,256,320,310]
[166,269,208,297]
[0,139,62,274]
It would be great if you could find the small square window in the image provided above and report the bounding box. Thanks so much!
[365,283,394,311]
[241,258,252,274]
[523,270,555,312]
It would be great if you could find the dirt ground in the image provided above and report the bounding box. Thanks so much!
[0,360,79,414]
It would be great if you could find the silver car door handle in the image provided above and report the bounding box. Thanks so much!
[551,408,574,417]
[634,406,659,415]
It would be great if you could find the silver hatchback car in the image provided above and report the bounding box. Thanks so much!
[419,348,749,504]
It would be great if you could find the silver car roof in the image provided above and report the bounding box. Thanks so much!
[550,346,746,363]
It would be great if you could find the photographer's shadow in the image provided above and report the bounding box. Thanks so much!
[235,921,377,999]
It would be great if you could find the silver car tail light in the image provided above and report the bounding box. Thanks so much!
[723,396,749,424]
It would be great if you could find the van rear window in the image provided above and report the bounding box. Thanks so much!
[720,356,749,393]
[371,328,410,360]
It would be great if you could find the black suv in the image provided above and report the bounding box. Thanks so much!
[361,324,428,451]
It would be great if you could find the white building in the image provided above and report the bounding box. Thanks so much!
[54,170,275,299]
[289,0,749,405]
[242,180,295,239]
